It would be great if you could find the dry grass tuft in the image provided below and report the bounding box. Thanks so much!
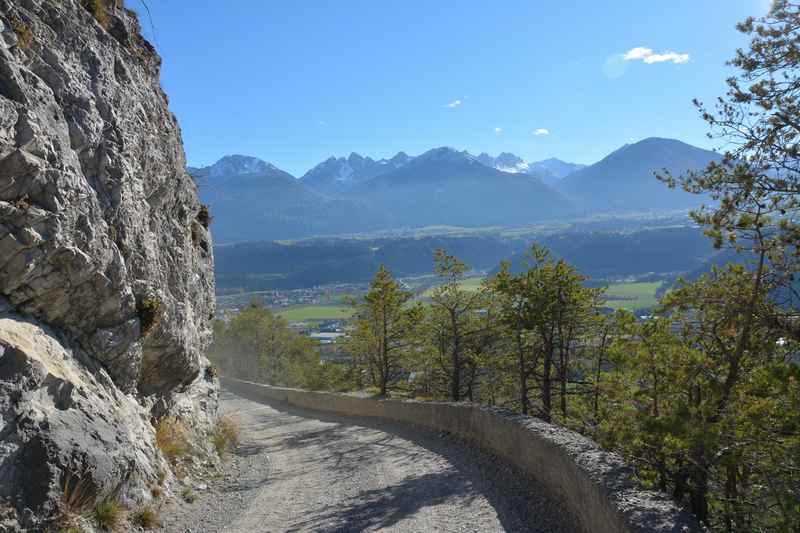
[213,415,240,456]
[132,506,160,529]
[93,501,121,531]
[155,417,189,465]
[9,14,32,49]
[61,470,97,515]
[81,0,110,29]
[181,487,196,503]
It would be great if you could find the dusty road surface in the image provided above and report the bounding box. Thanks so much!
[162,390,576,533]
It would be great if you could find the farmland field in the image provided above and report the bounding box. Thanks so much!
[422,276,485,298]
[602,281,663,311]
[274,305,354,322]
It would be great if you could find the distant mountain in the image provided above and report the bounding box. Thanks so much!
[528,158,586,179]
[476,152,531,174]
[189,154,275,182]
[300,151,412,194]
[299,150,586,195]
[474,152,585,186]
[349,147,573,228]
[192,138,720,242]
[190,155,388,243]
[558,138,721,212]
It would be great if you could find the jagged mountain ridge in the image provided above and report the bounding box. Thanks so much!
[190,157,391,243]
[299,151,412,194]
[474,152,585,184]
[193,138,719,242]
[299,149,584,194]
[347,147,574,227]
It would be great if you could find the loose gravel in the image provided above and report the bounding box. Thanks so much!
[160,390,577,533]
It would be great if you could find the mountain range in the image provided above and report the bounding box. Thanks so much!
[190,155,390,242]
[189,138,721,243]
[299,152,412,194]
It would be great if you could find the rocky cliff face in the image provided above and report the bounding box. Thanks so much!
[0,0,216,528]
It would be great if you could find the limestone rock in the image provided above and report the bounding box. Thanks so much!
[0,0,217,527]
[0,314,164,529]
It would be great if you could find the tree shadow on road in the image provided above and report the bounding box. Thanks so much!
[289,470,475,532]
[224,389,575,533]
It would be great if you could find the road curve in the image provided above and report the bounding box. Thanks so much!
[162,390,576,533]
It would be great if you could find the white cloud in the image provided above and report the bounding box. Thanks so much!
[445,99,463,108]
[533,128,550,136]
[624,46,689,64]
[644,52,689,64]
[494,127,503,134]
[624,47,653,60]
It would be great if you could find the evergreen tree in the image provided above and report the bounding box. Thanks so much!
[599,267,800,530]
[489,245,602,420]
[346,265,422,396]
[429,250,486,401]
[660,0,800,339]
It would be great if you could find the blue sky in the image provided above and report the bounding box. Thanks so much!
[131,0,769,176]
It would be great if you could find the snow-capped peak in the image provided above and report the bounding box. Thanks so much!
[194,155,281,179]
[473,151,530,173]
[420,146,477,163]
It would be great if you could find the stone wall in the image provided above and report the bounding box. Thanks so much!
[222,377,700,533]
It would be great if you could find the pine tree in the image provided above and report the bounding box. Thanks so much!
[346,265,421,396]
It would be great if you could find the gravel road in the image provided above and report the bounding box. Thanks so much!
[161,390,576,533]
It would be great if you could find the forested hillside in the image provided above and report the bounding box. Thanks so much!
[214,226,715,292]
[501,226,715,278]
[215,235,524,291]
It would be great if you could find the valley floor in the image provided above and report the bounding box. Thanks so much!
[161,390,575,532]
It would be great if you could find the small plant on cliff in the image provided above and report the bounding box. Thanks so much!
[12,194,31,211]
[54,511,86,533]
[93,501,121,531]
[155,417,189,465]
[9,14,32,50]
[136,297,161,336]
[212,416,240,456]
[81,0,110,29]
[181,487,196,503]
[132,506,160,529]
[197,204,212,229]
[204,365,219,381]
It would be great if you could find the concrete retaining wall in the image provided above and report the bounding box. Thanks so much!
[222,377,699,533]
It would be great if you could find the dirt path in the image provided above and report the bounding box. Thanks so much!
[161,390,576,533]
